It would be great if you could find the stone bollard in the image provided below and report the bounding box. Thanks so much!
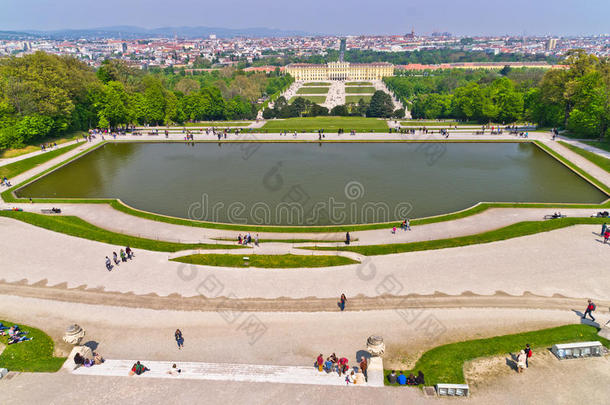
[63,324,86,346]
[366,335,385,387]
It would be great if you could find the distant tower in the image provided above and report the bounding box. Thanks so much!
[545,38,558,51]
[339,38,346,62]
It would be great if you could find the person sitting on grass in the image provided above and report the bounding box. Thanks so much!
[407,373,417,385]
[130,361,149,376]
[397,371,407,385]
[415,371,425,385]
[387,370,397,384]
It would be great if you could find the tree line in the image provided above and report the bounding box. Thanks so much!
[0,52,293,149]
[384,50,609,138]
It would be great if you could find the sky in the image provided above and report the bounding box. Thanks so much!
[1,0,609,36]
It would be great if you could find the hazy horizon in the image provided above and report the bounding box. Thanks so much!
[2,0,609,36]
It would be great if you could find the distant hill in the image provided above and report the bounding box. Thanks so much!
[0,30,41,40]
[12,26,318,39]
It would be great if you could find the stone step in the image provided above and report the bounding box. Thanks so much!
[72,360,378,387]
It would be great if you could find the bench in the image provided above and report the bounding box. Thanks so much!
[552,341,603,360]
[436,383,469,397]
[41,209,61,214]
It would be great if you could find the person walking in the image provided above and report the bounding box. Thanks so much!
[339,293,347,311]
[175,329,184,350]
[583,300,596,322]
[405,218,411,231]
[345,232,350,245]
[604,229,610,244]
[516,350,527,373]
[359,357,368,382]
[524,344,532,368]
[316,354,324,372]
[105,256,112,271]
[601,223,607,236]
[255,234,259,247]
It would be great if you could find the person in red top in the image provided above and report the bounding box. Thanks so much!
[316,354,324,372]
[524,344,532,368]
[583,299,596,322]
[338,357,349,376]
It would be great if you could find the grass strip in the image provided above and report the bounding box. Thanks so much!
[0,142,83,180]
[306,218,609,256]
[582,140,610,154]
[344,86,376,94]
[0,319,66,372]
[171,253,358,268]
[559,141,610,173]
[0,211,244,252]
[386,324,609,386]
[296,87,329,94]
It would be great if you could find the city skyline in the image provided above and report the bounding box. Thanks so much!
[2,0,609,37]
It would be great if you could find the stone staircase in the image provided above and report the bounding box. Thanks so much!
[72,359,383,387]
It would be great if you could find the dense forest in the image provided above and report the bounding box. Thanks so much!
[385,50,609,138]
[0,52,292,149]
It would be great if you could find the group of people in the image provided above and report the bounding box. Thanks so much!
[315,353,368,385]
[387,370,425,385]
[237,233,259,246]
[40,142,58,151]
[104,246,134,271]
[392,218,411,234]
[74,351,105,368]
[0,323,32,345]
[516,344,533,373]
[1,176,11,187]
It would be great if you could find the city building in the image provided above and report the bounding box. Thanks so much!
[286,61,394,81]
[545,38,558,51]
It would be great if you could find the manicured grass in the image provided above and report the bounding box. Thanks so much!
[0,319,66,372]
[262,116,388,132]
[289,96,327,104]
[171,253,358,268]
[387,324,609,386]
[296,87,329,94]
[559,141,610,173]
[344,86,376,94]
[0,132,85,159]
[346,82,372,86]
[302,82,330,86]
[0,141,84,180]
[0,211,244,252]
[535,141,610,195]
[345,95,372,104]
[582,140,610,154]
[307,218,610,256]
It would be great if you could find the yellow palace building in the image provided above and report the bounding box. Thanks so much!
[286,61,394,81]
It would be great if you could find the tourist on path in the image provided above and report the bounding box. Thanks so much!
[126,246,133,259]
[345,232,350,245]
[516,350,527,373]
[316,354,324,372]
[602,223,607,236]
[339,293,347,311]
[583,300,596,322]
[105,256,112,271]
[604,230,610,244]
[175,329,184,349]
[524,344,532,368]
[405,218,411,230]
[359,357,368,382]
[113,252,120,265]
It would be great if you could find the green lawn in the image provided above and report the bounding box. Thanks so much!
[400,121,475,126]
[345,95,372,104]
[345,86,376,94]
[296,87,329,94]
[289,96,327,104]
[582,140,610,153]
[171,253,358,268]
[387,324,609,386]
[559,141,610,173]
[302,82,330,86]
[262,116,388,132]
[0,141,83,180]
[0,211,244,252]
[307,218,609,256]
[346,82,372,86]
[0,319,66,372]
[0,132,85,159]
